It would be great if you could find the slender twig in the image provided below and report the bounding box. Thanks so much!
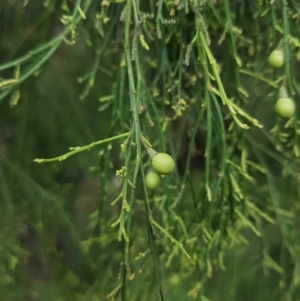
[34,132,130,163]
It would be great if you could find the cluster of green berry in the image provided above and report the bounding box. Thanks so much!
[145,148,175,190]
[268,48,295,118]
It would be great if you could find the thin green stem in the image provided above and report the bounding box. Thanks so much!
[204,82,212,202]
[122,0,143,292]
[280,0,294,94]
[150,219,191,260]
[0,41,61,101]
[239,69,280,88]
[139,161,164,300]
[34,132,130,163]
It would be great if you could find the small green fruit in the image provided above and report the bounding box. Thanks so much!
[268,49,284,68]
[145,171,160,190]
[275,97,295,118]
[151,153,175,175]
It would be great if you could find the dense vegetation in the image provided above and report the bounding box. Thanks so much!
[1,0,300,300]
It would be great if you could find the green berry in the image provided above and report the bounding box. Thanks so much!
[145,171,160,190]
[275,97,295,118]
[151,153,175,175]
[268,49,284,68]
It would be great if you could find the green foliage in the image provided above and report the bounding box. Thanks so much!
[1,0,300,300]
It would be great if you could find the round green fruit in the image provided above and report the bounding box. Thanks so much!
[151,153,175,175]
[268,49,284,68]
[145,171,160,190]
[275,97,295,118]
